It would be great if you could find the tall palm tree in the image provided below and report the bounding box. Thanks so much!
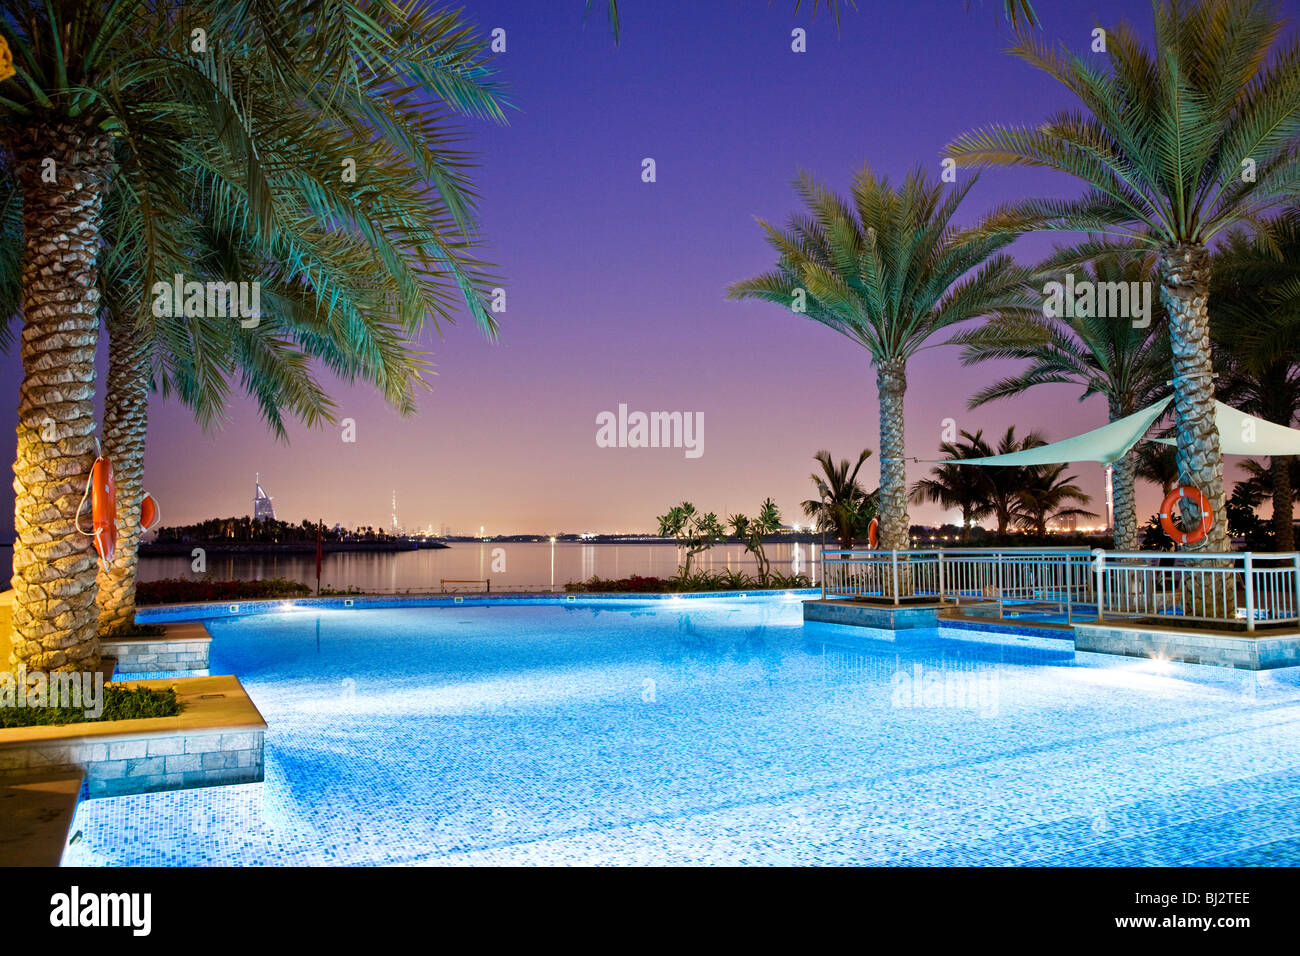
[947,0,1300,553]
[951,246,1172,549]
[85,20,502,631]
[0,2,502,670]
[1210,217,1300,549]
[909,434,996,542]
[801,449,875,549]
[729,166,1031,551]
[1014,462,1095,536]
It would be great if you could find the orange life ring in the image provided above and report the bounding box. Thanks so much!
[867,517,879,549]
[140,491,160,531]
[77,455,116,568]
[1159,485,1213,545]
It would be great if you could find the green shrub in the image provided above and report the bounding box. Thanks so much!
[136,577,312,605]
[98,621,168,640]
[0,685,182,728]
[565,571,811,593]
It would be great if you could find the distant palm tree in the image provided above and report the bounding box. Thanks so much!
[1211,216,1300,549]
[909,432,996,542]
[1015,463,1095,536]
[951,246,1172,549]
[977,427,1050,536]
[947,0,1300,552]
[729,166,1031,551]
[1135,441,1180,496]
[728,498,783,584]
[801,450,875,549]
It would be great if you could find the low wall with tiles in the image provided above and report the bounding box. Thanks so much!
[1073,621,1300,670]
[0,676,266,798]
[803,598,942,630]
[101,622,211,675]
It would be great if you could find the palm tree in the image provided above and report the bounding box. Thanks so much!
[951,246,1172,549]
[729,166,1031,551]
[970,427,1051,536]
[909,432,997,542]
[728,498,782,585]
[801,449,875,549]
[85,21,502,632]
[1210,217,1300,549]
[0,2,502,669]
[1135,440,1180,496]
[1014,462,1095,536]
[947,0,1300,553]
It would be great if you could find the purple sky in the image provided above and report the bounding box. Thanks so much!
[4,0,1295,538]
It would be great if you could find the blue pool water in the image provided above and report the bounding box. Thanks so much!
[66,597,1300,866]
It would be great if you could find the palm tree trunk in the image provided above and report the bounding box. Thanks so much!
[876,359,910,550]
[1110,452,1140,551]
[1159,244,1229,552]
[1272,456,1294,551]
[96,315,150,630]
[9,123,114,672]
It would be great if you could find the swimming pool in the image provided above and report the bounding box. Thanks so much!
[66,596,1300,866]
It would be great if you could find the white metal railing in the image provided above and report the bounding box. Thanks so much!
[1091,550,1300,630]
[820,548,1094,621]
[820,547,1300,631]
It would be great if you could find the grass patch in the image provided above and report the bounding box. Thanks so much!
[0,685,182,729]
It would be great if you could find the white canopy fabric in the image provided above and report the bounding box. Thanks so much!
[1151,401,1300,456]
[944,397,1173,467]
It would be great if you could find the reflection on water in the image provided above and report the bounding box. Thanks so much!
[0,541,820,593]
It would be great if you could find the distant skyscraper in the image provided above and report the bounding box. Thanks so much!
[253,474,276,522]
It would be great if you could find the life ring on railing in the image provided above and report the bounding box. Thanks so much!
[140,491,160,531]
[1159,485,1213,545]
[76,454,116,568]
[867,517,879,549]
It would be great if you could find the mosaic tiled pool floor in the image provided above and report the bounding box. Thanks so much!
[65,598,1300,865]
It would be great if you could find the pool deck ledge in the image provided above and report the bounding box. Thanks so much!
[0,674,267,798]
[1073,618,1300,670]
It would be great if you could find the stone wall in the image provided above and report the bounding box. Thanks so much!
[0,729,264,798]
[101,622,211,675]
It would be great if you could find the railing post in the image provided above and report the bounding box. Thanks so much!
[820,549,826,601]
[1093,548,1105,622]
[1293,554,1300,625]
[1065,553,1074,624]
[996,551,1004,619]
[891,550,900,606]
[1244,552,1255,632]
[937,549,946,605]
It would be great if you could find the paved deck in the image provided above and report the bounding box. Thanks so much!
[0,769,84,867]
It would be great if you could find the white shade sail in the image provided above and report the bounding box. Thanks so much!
[1151,402,1300,456]
[943,397,1173,467]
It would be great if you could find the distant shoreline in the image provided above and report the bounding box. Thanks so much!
[138,540,450,556]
